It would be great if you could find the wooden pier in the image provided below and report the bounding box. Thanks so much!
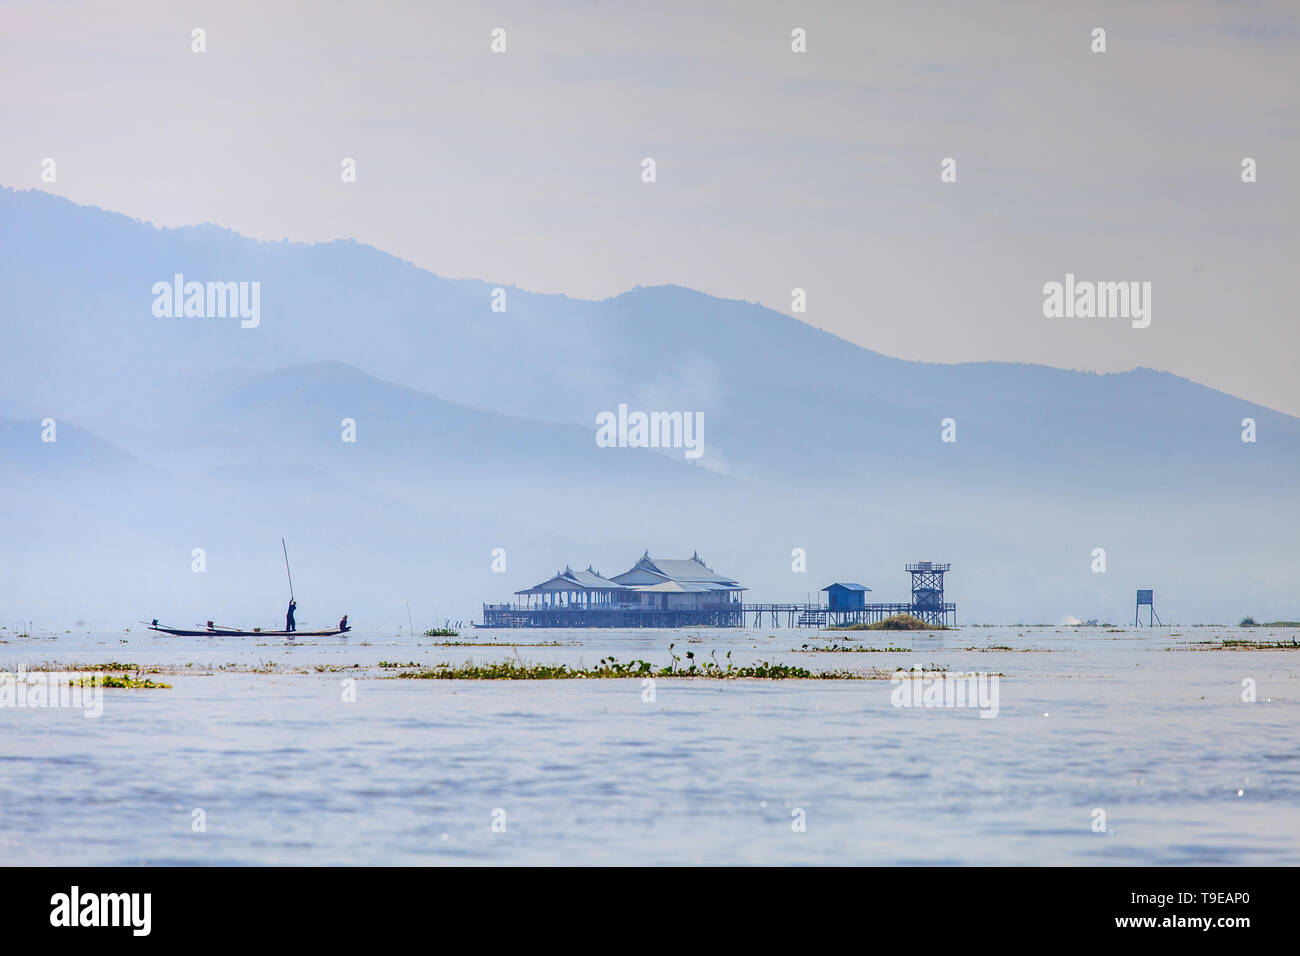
[481,603,745,629]
[481,600,956,629]
[741,602,956,628]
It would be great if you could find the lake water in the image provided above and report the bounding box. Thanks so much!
[1,623,1297,865]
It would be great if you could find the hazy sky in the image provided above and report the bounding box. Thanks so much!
[3,0,1297,412]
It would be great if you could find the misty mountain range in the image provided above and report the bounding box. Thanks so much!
[1,186,1295,627]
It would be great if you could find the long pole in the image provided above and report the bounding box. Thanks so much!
[282,539,295,601]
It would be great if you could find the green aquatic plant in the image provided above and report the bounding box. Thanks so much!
[834,614,940,631]
[423,628,460,638]
[68,674,171,689]
[393,651,857,681]
[35,661,140,672]
[796,643,910,653]
[430,640,574,647]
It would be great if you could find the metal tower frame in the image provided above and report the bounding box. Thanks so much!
[905,561,954,626]
[1135,589,1162,626]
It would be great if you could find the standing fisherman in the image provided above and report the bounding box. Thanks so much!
[282,540,297,634]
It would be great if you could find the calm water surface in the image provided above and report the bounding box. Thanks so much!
[1,624,1297,865]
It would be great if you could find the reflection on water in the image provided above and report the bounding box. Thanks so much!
[1,625,1297,864]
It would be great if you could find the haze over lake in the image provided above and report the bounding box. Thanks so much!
[2,188,1297,628]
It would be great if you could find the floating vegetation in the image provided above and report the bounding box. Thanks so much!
[1173,637,1300,651]
[394,649,858,680]
[960,645,1056,653]
[28,661,138,672]
[428,640,576,647]
[795,643,910,653]
[378,660,423,669]
[69,674,171,689]
[834,614,940,631]
[423,628,459,638]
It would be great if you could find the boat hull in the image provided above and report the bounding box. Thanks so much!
[148,625,350,638]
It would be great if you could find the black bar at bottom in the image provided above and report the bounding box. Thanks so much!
[0,866,1277,943]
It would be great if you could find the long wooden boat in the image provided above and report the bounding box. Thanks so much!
[147,621,350,638]
[145,542,351,638]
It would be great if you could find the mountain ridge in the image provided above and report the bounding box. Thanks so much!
[1,186,1296,624]
[6,185,1288,415]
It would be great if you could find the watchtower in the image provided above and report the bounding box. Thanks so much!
[1135,589,1162,626]
[906,561,953,626]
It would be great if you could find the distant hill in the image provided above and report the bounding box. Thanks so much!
[1,186,1296,625]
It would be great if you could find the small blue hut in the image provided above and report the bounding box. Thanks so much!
[822,582,871,612]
